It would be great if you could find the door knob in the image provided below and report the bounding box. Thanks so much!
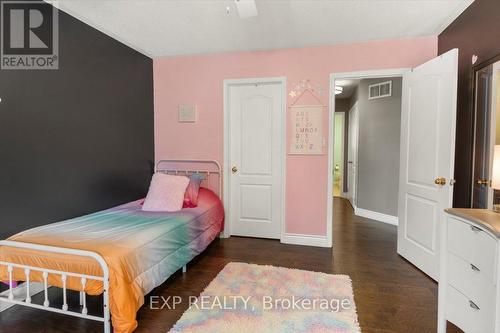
[232,166,238,174]
[476,179,490,187]
[434,177,446,186]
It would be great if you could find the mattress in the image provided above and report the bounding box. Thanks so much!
[0,188,224,333]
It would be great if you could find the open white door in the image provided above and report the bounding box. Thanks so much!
[397,49,458,281]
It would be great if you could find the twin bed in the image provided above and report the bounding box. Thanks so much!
[0,160,224,333]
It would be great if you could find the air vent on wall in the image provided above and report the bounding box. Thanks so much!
[368,81,392,100]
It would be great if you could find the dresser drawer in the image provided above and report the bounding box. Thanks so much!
[447,217,497,283]
[447,253,495,309]
[446,285,494,333]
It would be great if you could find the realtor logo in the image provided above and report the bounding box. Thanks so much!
[1,1,58,69]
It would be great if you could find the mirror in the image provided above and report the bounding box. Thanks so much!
[471,58,500,208]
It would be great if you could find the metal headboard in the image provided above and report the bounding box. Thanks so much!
[155,159,222,198]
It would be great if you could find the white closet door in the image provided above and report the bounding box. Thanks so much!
[228,81,283,239]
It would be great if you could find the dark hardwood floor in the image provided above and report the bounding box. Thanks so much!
[0,198,462,333]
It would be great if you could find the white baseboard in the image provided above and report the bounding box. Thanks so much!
[222,232,332,247]
[219,232,229,239]
[355,207,398,226]
[281,233,331,248]
[0,282,45,312]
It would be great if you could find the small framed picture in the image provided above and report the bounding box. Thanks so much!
[178,104,197,122]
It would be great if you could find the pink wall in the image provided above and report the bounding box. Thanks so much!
[154,36,437,237]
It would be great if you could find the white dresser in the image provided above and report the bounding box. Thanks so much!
[438,209,500,333]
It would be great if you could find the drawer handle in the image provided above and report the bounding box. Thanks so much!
[470,225,482,232]
[469,300,480,311]
[470,264,480,272]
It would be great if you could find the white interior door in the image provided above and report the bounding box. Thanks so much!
[397,49,458,281]
[347,103,359,208]
[228,80,283,239]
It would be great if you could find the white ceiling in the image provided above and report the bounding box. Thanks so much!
[51,0,474,58]
[336,79,360,99]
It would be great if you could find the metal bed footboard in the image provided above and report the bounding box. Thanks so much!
[0,240,110,333]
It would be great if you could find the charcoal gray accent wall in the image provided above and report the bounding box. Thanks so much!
[355,77,402,216]
[0,2,154,238]
[438,0,500,208]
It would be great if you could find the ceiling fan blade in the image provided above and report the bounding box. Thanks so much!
[234,0,258,18]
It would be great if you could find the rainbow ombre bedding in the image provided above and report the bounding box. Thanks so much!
[0,188,224,333]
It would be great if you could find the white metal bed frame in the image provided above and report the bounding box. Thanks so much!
[0,159,222,333]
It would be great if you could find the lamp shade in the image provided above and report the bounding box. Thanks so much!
[492,145,500,189]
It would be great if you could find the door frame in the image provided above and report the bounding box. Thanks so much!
[328,68,410,245]
[346,102,359,208]
[333,111,345,198]
[470,54,500,207]
[489,62,500,208]
[471,60,500,209]
[222,77,287,240]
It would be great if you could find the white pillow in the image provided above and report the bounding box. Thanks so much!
[142,173,190,212]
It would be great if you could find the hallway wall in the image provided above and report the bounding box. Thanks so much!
[352,77,402,217]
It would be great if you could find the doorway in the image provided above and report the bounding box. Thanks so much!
[223,77,286,240]
[333,74,403,221]
[328,50,459,281]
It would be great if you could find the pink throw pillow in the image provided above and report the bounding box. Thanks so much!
[142,173,190,212]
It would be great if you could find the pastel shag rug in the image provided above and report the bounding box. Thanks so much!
[170,262,361,333]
